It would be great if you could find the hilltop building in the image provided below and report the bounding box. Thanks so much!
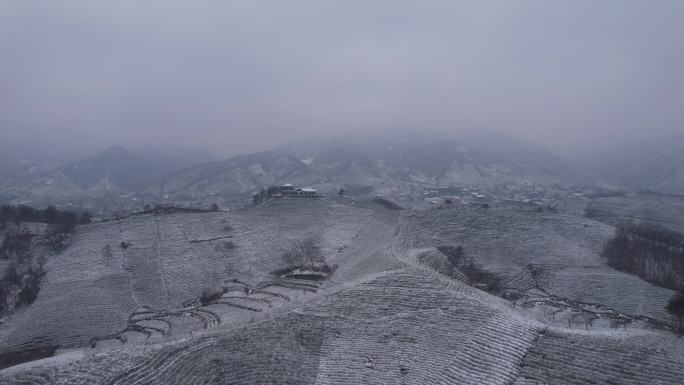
[294,188,317,196]
[280,184,319,197]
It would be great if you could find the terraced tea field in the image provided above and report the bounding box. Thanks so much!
[1,201,683,384]
[397,208,677,324]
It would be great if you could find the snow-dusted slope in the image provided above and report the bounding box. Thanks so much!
[1,201,683,384]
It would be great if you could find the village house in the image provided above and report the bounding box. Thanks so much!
[295,188,317,196]
[280,184,318,197]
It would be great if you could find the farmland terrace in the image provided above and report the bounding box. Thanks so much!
[1,200,683,384]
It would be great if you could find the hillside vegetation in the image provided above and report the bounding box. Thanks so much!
[0,205,86,321]
[602,222,684,290]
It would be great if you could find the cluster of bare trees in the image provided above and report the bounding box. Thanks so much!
[602,222,684,290]
[438,244,502,294]
[0,256,45,314]
[667,290,684,337]
[437,245,464,266]
[282,238,324,270]
[0,226,48,315]
[601,222,684,337]
[0,204,89,231]
[0,232,32,260]
[252,186,284,205]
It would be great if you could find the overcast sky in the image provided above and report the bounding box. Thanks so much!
[1,0,682,158]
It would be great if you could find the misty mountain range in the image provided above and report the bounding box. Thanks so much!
[0,145,216,201]
[1,130,682,205]
[591,135,684,195]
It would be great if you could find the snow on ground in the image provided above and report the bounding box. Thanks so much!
[397,207,676,324]
[1,200,683,384]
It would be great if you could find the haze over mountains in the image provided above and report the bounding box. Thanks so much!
[591,134,684,194]
[1,130,682,209]
[0,146,216,203]
[3,1,684,382]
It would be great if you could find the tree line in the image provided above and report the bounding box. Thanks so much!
[668,289,684,337]
[0,205,91,231]
[252,186,284,205]
[602,222,684,291]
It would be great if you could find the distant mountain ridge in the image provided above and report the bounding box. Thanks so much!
[154,130,586,200]
[593,134,684,194]
[0,145,216,203]
[2,130,682,206]
[276,130,586,185]
[152,151,321,198]
[60,145,158,190]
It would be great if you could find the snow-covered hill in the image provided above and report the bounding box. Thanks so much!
[154,130,585,200]
[1,200,683,383]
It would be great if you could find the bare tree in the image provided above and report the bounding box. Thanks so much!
[282,249,299,269]
[281,238,323,270]
[300,238,323,269]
